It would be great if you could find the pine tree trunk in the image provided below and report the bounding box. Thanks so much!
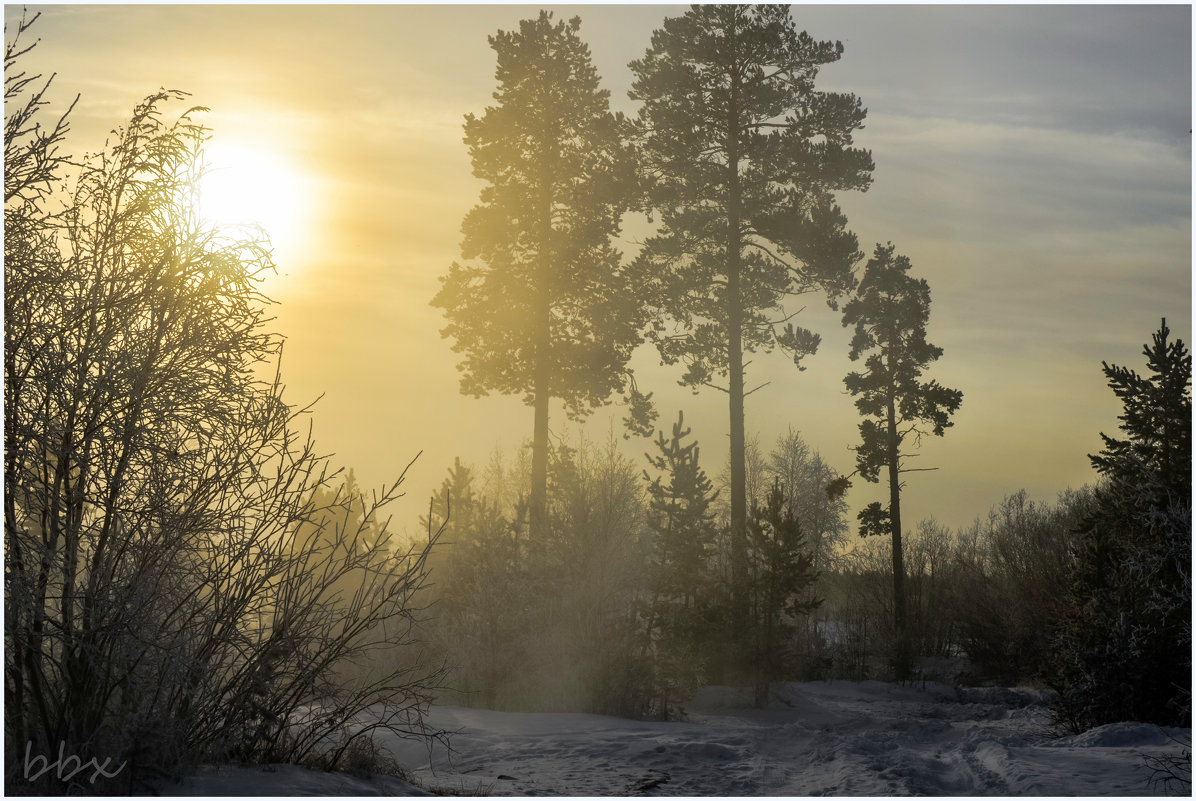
[726,28,749,671]
[886,396,909,680]
[530,170,553,542]
[728,290,746,631]
[530,372,549,541]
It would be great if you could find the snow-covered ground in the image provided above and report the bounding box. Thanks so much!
[158,681,1190,796]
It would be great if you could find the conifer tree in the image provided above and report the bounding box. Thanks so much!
[840,243,962,679]
[1090,319,1191,494]
[744,480,820,707]
[643,412,719,609]
[629,4,872,634]
[641,412,719,718]
[433,12,641,539]
[423,458,525,709]
[1053,320,1191,729]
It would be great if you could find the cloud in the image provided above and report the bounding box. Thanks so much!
[808,5,1190,145]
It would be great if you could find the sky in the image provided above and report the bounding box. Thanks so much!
[10,3,1191,537]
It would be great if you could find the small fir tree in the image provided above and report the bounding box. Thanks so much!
[640,412,719,718]
[743,480,820,707]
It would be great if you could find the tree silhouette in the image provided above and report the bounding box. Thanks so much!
[643,412,719,608]
[743,480,820,707]
[1090,319,1191,492]
[641,412,719,718]
[1053,319,1191,730]
[840,243,962,679]
[629,4,872,636]
[433,12,641,540]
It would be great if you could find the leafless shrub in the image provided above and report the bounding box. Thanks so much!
[4,21,446,793]
[1143,729,1191,796]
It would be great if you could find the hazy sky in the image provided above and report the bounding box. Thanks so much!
[13,3,1191,536]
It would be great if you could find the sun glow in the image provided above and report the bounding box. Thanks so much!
[198,142,313,271]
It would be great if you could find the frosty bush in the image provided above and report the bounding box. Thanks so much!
[4,20,445,791]
[422,433,648,715]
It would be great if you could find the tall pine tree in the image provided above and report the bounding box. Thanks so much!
[433,12,641,539]
[840,243,962,680]
[629,5,872,639]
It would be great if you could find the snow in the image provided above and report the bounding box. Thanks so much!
[155,680,1190,796]
[149,764,430,796]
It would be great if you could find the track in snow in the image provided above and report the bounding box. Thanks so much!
[380,680,1189,796]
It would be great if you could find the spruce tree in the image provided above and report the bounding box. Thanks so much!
[422,458,525,710]
[840,243,962,680]
[744,480,820,707]
[629,4,872,639]
[641,412,719,718]
[644,412,719,608]
[1053,319,1191,730]
[433,12,641,539]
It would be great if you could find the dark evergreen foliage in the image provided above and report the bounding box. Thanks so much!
[629,4,872,636]
[742,481,821,706]
[1052,320,1192,731]
[840,243,962,679]
[432,12,643,538]
[643,413,720,606]
[422,461,525,710]
[639,413,720,719]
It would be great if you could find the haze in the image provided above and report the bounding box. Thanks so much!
[16,3,1191,534]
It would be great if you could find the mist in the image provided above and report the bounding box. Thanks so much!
[5,4,1190,796]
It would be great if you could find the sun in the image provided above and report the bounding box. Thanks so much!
[198,142,312,270]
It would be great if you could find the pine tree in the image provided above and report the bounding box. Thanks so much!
[743,480,820,707]
[840,243,962,680]
[629,4,872,640]
[640,412,719,718]
[643,412,719,607]
[433,12,642,540]
[1053,319,1192,730]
